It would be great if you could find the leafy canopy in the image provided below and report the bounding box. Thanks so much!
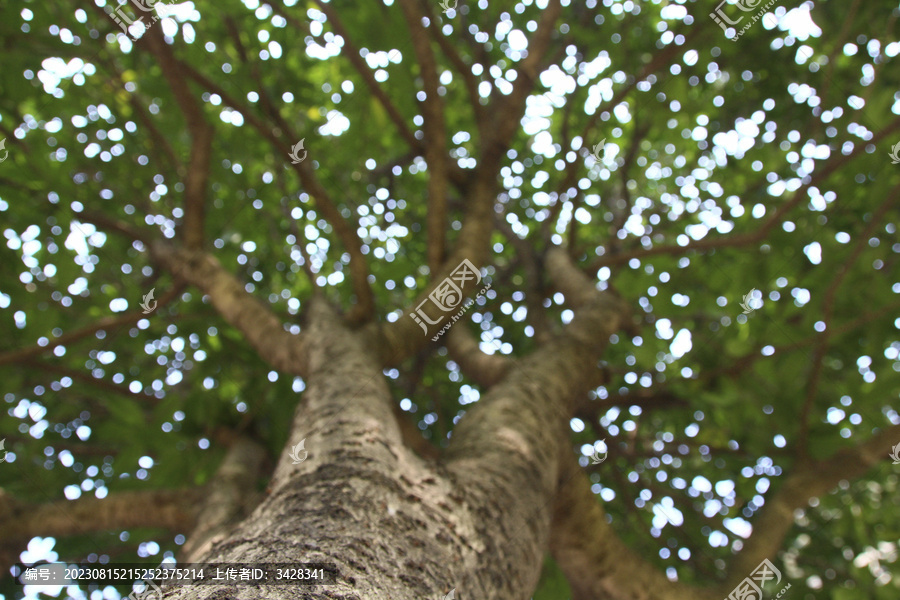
[0,0,899,599]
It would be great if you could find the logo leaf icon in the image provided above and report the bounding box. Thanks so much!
[590,138,606,164]
[734,0,764,11]
[140,288,157,314]
[289,438,308,464]
[590,439,608,464]
[890,141,900,164]
[289,139,308,164]
[739,288,757,314]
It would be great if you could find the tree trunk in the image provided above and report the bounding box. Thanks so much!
[164,297,548,599]
[161,271,639,600]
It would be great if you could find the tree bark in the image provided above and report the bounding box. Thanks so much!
[163,284,630,599]
[0,488,202,544]
[165,297,536,599]
[550,454,710,600]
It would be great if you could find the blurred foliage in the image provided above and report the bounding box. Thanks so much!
[0,0,899,599]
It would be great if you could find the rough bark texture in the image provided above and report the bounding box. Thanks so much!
[156,266,635,600]
[550,455,710,600]
[163,297,538,599]
[0,488,202,543]
[181,437,268,563]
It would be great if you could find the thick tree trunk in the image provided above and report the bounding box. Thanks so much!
[165,297,552,599]
[157,247,639,600]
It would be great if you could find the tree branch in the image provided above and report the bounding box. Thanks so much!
[445,325,513,388]
[180,437,267,562]
[141,24,213,250]
[0,286,183,367]
[494,208,553,342]
[22,360,150,402]
[726,422,900,589]
[97,54,181,175]
[798,186,898,453]
[0,488,201,546]
[423,8,487,131]
[446,249,631,488]
[368,2,566,365]
[478,0,562,179]
[308,0,418,149]
[550,453,710,600]
[149,242,309,376]
[78,209,152,244]
[545,247,636,340]
[172,61,375,322]
[399,0,450,272]
[588,115,900,272]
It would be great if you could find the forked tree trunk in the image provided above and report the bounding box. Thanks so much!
[168,298,561,600]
